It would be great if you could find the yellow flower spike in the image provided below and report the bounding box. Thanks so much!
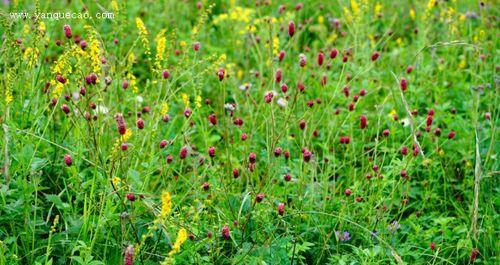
[409,8,415,20]
[160,102,169,115]
[351,0,360,17]
[111,0,119,13]
[374,3,382,16]
[181,93,190,107]
[168,228,188,257]
[318,15,325,24]
[195,96,202,108]
[155,30,167,70]
[136,18,151,55]
[38,21,46,34]
[161,191,172,218]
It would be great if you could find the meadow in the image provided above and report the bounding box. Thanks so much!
[0,0,498,264]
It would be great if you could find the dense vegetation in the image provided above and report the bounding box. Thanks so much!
[0,0,498,264]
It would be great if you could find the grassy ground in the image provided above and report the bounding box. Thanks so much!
[0,0,498,264]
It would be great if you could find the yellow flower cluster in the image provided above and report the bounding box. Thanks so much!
[191,4,214,37]
[264,36,280,56]
[5,71,13,105]
[160,102,169,115]
[351,0,360,17]
[50,215,59,233]
[86,30,102,73]
[112,128,132,155]
[23,47,39,68]
[181,93,190,107]
[168,228,188,257]
[214,6,253,25]
[195,95,202,108]
[161,191,172,218]
[111,0,119,13]
[155,30,166,70]
[38,21,46,35]
[136,18,151,55]
[374,3,382,16]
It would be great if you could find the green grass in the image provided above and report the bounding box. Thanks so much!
[0,0,498,264]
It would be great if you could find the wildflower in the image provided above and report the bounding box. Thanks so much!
[180,146,188,159]
[265,92,274,103]
[448,131,456,139]
[136,18,150,54]
[281,83,288,93]
[344,189,351,196]
[249,153,256,164]
[218,68,225,81]
[184,107,191,118]
[278,203,285,216]
[400,170,407,179]
[298,81,305,92]
[159,140,168,149]
[192,42,201,52]
[470,248,479,262]
[360,89,366,96]
[154,30,167,70]
[85,73,98,85]
[303,149,312,162]
[63,25,72,38]
[320,75,327,86]
[275,69,282,83]
[382,129,390,137]
[299,54,307,67]
[136,118,145,129]
[388,221,401,233]
[406,65,413,74]
[61,104,70,114]
[221,225,230,240]
[124,245,134,265]
[256,193,265,203]
[288,21,295,37]
[239,83,252,91]
[360,115,367,129]
[400,77,408,91]
[278,50,285,62]
[160,191,172,218]
[274,147,282,157]
[233,168,239,178]
[317,52,324,66]
[371,51,380,61]
[336,231,351,241]
[208,114,217,125]
[299,119,306,130]
[64,154,72,166]
[169,228,188,257]
[162,70,170,79]
[126,193,136,202]
[284,174,292,182]
[430,242,436,250]
[234,118,244,126]
[208,146,216,157]
[340,136,350,144]
[274,97,286,108]
[330,48,338,59]
[202,182,210,191]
